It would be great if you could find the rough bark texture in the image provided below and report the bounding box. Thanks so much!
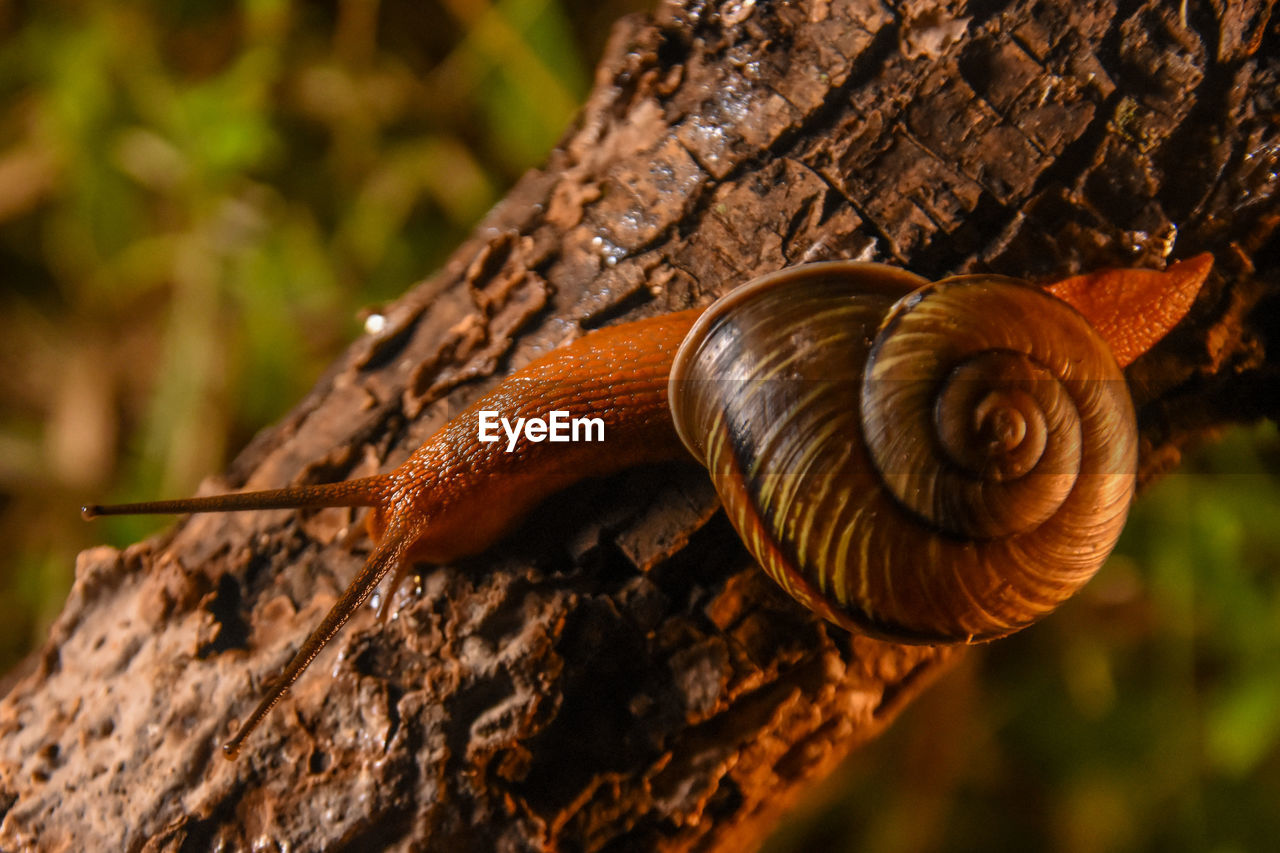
[2,0,1277,849]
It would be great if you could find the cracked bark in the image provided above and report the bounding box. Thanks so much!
[2,0,1278,849]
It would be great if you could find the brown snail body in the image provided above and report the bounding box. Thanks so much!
[82,256,1212,757]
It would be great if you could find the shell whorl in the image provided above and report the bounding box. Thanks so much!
[669,262,1137,644]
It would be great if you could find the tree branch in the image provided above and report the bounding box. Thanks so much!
[2,0,1277,849]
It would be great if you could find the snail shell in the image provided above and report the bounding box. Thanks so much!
[668,262,1137,643]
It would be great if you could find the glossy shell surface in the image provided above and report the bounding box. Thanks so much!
[669,261,1136,643]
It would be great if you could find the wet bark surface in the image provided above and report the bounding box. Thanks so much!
[2,0,1277,849]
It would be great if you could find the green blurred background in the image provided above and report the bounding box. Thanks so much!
[0,0,638,663]
[0,2,1277,850]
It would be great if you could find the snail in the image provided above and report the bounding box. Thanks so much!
[82,254,1212,758]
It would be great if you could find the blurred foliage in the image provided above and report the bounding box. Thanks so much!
[1,2,1278,851]
[0,0,646,673]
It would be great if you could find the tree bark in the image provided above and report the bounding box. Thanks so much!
[2,0,1277,849]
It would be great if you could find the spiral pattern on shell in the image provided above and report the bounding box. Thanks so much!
[669,262,1137,643]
